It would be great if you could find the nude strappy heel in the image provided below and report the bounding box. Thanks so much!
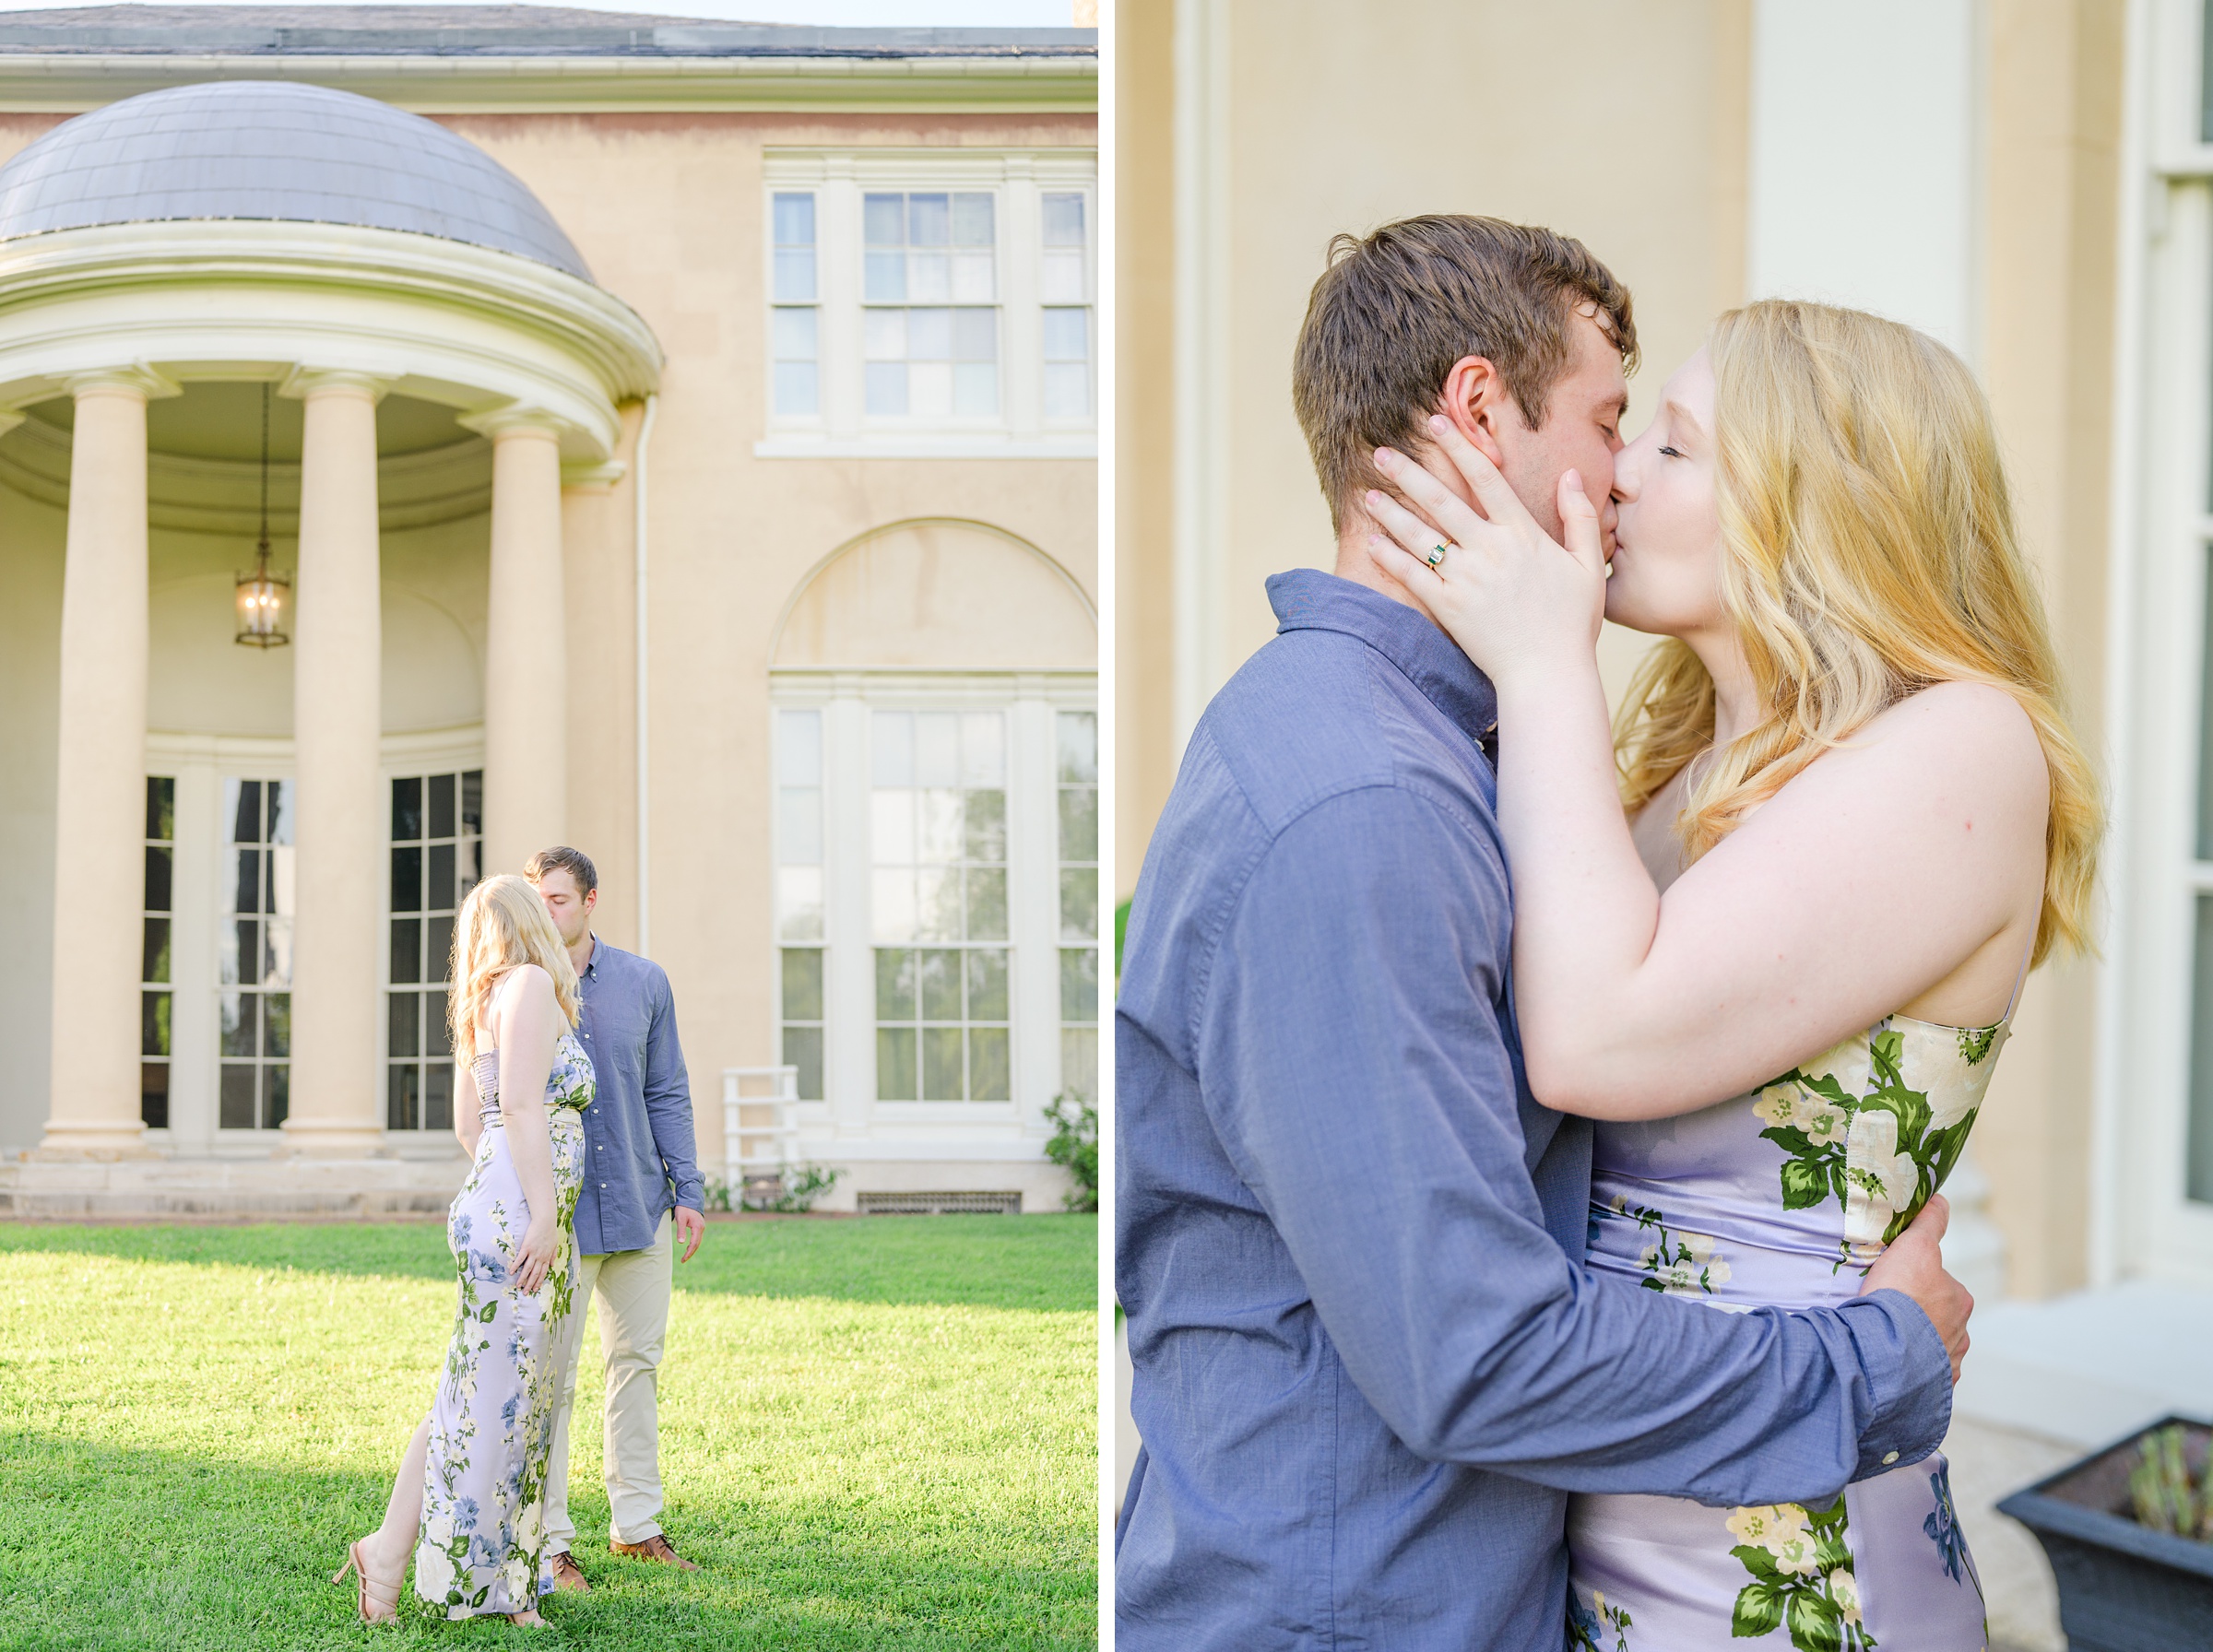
[333,1538,402,1625]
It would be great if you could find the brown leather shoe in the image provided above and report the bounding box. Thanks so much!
[609,1532,700,1571]
[548,1551,592,1593]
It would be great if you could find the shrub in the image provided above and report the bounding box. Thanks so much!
[1044,1092,1097,1212]
[701,1162,843,1215]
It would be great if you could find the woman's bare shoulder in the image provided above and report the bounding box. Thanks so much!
[1749,679,2049,859]
[492,962,556,1008]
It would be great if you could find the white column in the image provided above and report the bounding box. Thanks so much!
[40,368,172,1157]
[282,370,388,1157]
[471,408,570,878]
[1747,0,1982,360]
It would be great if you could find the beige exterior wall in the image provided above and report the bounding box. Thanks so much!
[0,91,1096,1208]
[1118,0,2132,1298]
[1116,0,1753,895]
[1974,1,2128,1299]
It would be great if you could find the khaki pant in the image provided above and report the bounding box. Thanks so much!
[545,1213,672,1552]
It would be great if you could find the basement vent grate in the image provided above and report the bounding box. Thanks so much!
[857,1191,1023,1215]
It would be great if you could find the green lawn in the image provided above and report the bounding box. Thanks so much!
[0,1215,1097,1650]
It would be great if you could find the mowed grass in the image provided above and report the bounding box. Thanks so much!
[0,1216,1096,1651]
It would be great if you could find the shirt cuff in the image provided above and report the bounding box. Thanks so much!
[1839,1289,1953,1481]
[670,1176,705,1213]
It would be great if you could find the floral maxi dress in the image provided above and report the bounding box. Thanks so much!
[414,1032,594,1618]
[1567,1011,2007,1652]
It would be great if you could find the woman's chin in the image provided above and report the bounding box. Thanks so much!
[1602,591,1668,637]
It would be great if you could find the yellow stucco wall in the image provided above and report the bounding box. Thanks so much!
[1116,0,1752,895]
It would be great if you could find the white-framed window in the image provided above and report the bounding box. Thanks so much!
[384,770,481,1132]
[218,777,293,1131]
[863,190,1000,419]
[1056,711,1098,1101]
[770,674,1096,1124]
[2106,0,2213,1284]
[141,775,174,1129]
[760,149,1098,457]
[771,191,820,417]
[1040,191,1094,421]
[870,709,1012,1101]
[777,707,826,1100]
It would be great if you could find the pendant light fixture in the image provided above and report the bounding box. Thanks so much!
[234,382,290,648]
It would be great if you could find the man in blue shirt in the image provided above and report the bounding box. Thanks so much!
[526,845,708,1587]
[1115,217,1971,1649]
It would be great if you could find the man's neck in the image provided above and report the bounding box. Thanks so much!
[1334,520,1445,631]
[568,929,597,977]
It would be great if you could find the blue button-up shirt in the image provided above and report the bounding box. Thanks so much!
[1114,570,1951,1651]
[573,935,704,1257]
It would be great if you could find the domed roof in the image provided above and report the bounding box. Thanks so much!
[0,80,591,281]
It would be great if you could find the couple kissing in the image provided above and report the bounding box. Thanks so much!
[1116,215,2099,1649]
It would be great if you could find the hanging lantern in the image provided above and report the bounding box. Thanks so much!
[234,383,290,649]
[235,546,290,647]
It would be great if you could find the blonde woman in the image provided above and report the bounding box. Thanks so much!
[334,873,595,1626]
[1364,301,2098,1646]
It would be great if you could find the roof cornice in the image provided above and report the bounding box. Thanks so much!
[0,51,1098,114]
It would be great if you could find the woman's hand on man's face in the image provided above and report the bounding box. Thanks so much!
[1363,413,1607,688]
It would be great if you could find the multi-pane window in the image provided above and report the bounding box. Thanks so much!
[141,777,174,1128]
[219,779,292,1130]
[1041,191,1093,419]
[863,191,999,419]
[1057,713,1099,1103]
[387,771,480,1133]
[777,709,825,1101]
[772,191,820,417]
[871,710,1011,1101]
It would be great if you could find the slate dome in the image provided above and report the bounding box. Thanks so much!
[0,80,592,281]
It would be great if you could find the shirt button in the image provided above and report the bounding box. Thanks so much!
[1882,1451,1899,1465]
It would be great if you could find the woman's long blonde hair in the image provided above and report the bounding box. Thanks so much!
[448,872,581,1067]
[1613,299,2101,965]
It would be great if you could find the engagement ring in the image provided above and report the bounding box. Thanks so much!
[1426,543,1448,569]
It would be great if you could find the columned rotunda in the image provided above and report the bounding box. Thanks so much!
[10,79,658,1168]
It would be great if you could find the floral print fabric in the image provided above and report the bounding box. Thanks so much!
[414,1033,594,1619]
[1567,1012,2004,1648]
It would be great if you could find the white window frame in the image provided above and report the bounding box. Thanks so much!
[769,670,1096,1147]
[2100,0,2213,1287]
[758,149,1098,460]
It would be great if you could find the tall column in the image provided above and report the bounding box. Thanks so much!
[41,368,171,1157]
[473,409,570,877]
[282,372,387,1157]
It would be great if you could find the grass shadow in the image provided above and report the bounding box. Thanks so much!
[0,1432,1094,1652]
[0,1216,1097,1313]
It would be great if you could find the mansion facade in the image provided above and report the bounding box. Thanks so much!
[0,8,1097,1215]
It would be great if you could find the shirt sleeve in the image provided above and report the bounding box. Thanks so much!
[641,967,704,1214]
[1195,785,1951,1506]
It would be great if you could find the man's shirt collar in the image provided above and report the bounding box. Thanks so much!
[1268,568,1499,744]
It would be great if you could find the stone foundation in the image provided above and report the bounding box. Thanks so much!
[0,1151,469,1219]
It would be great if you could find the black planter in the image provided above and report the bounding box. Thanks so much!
[1996,1415,2213,1650]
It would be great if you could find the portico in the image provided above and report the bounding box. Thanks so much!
[3,80,660,1169]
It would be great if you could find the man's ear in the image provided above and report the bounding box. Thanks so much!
[1437,355,1512,474]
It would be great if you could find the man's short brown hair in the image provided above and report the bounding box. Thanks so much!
[1292,214,1638,531]
[523,844,598,896]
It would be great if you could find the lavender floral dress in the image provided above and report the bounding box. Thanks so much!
[414,1032,593,1618]
[1568,1011,2006,1650]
